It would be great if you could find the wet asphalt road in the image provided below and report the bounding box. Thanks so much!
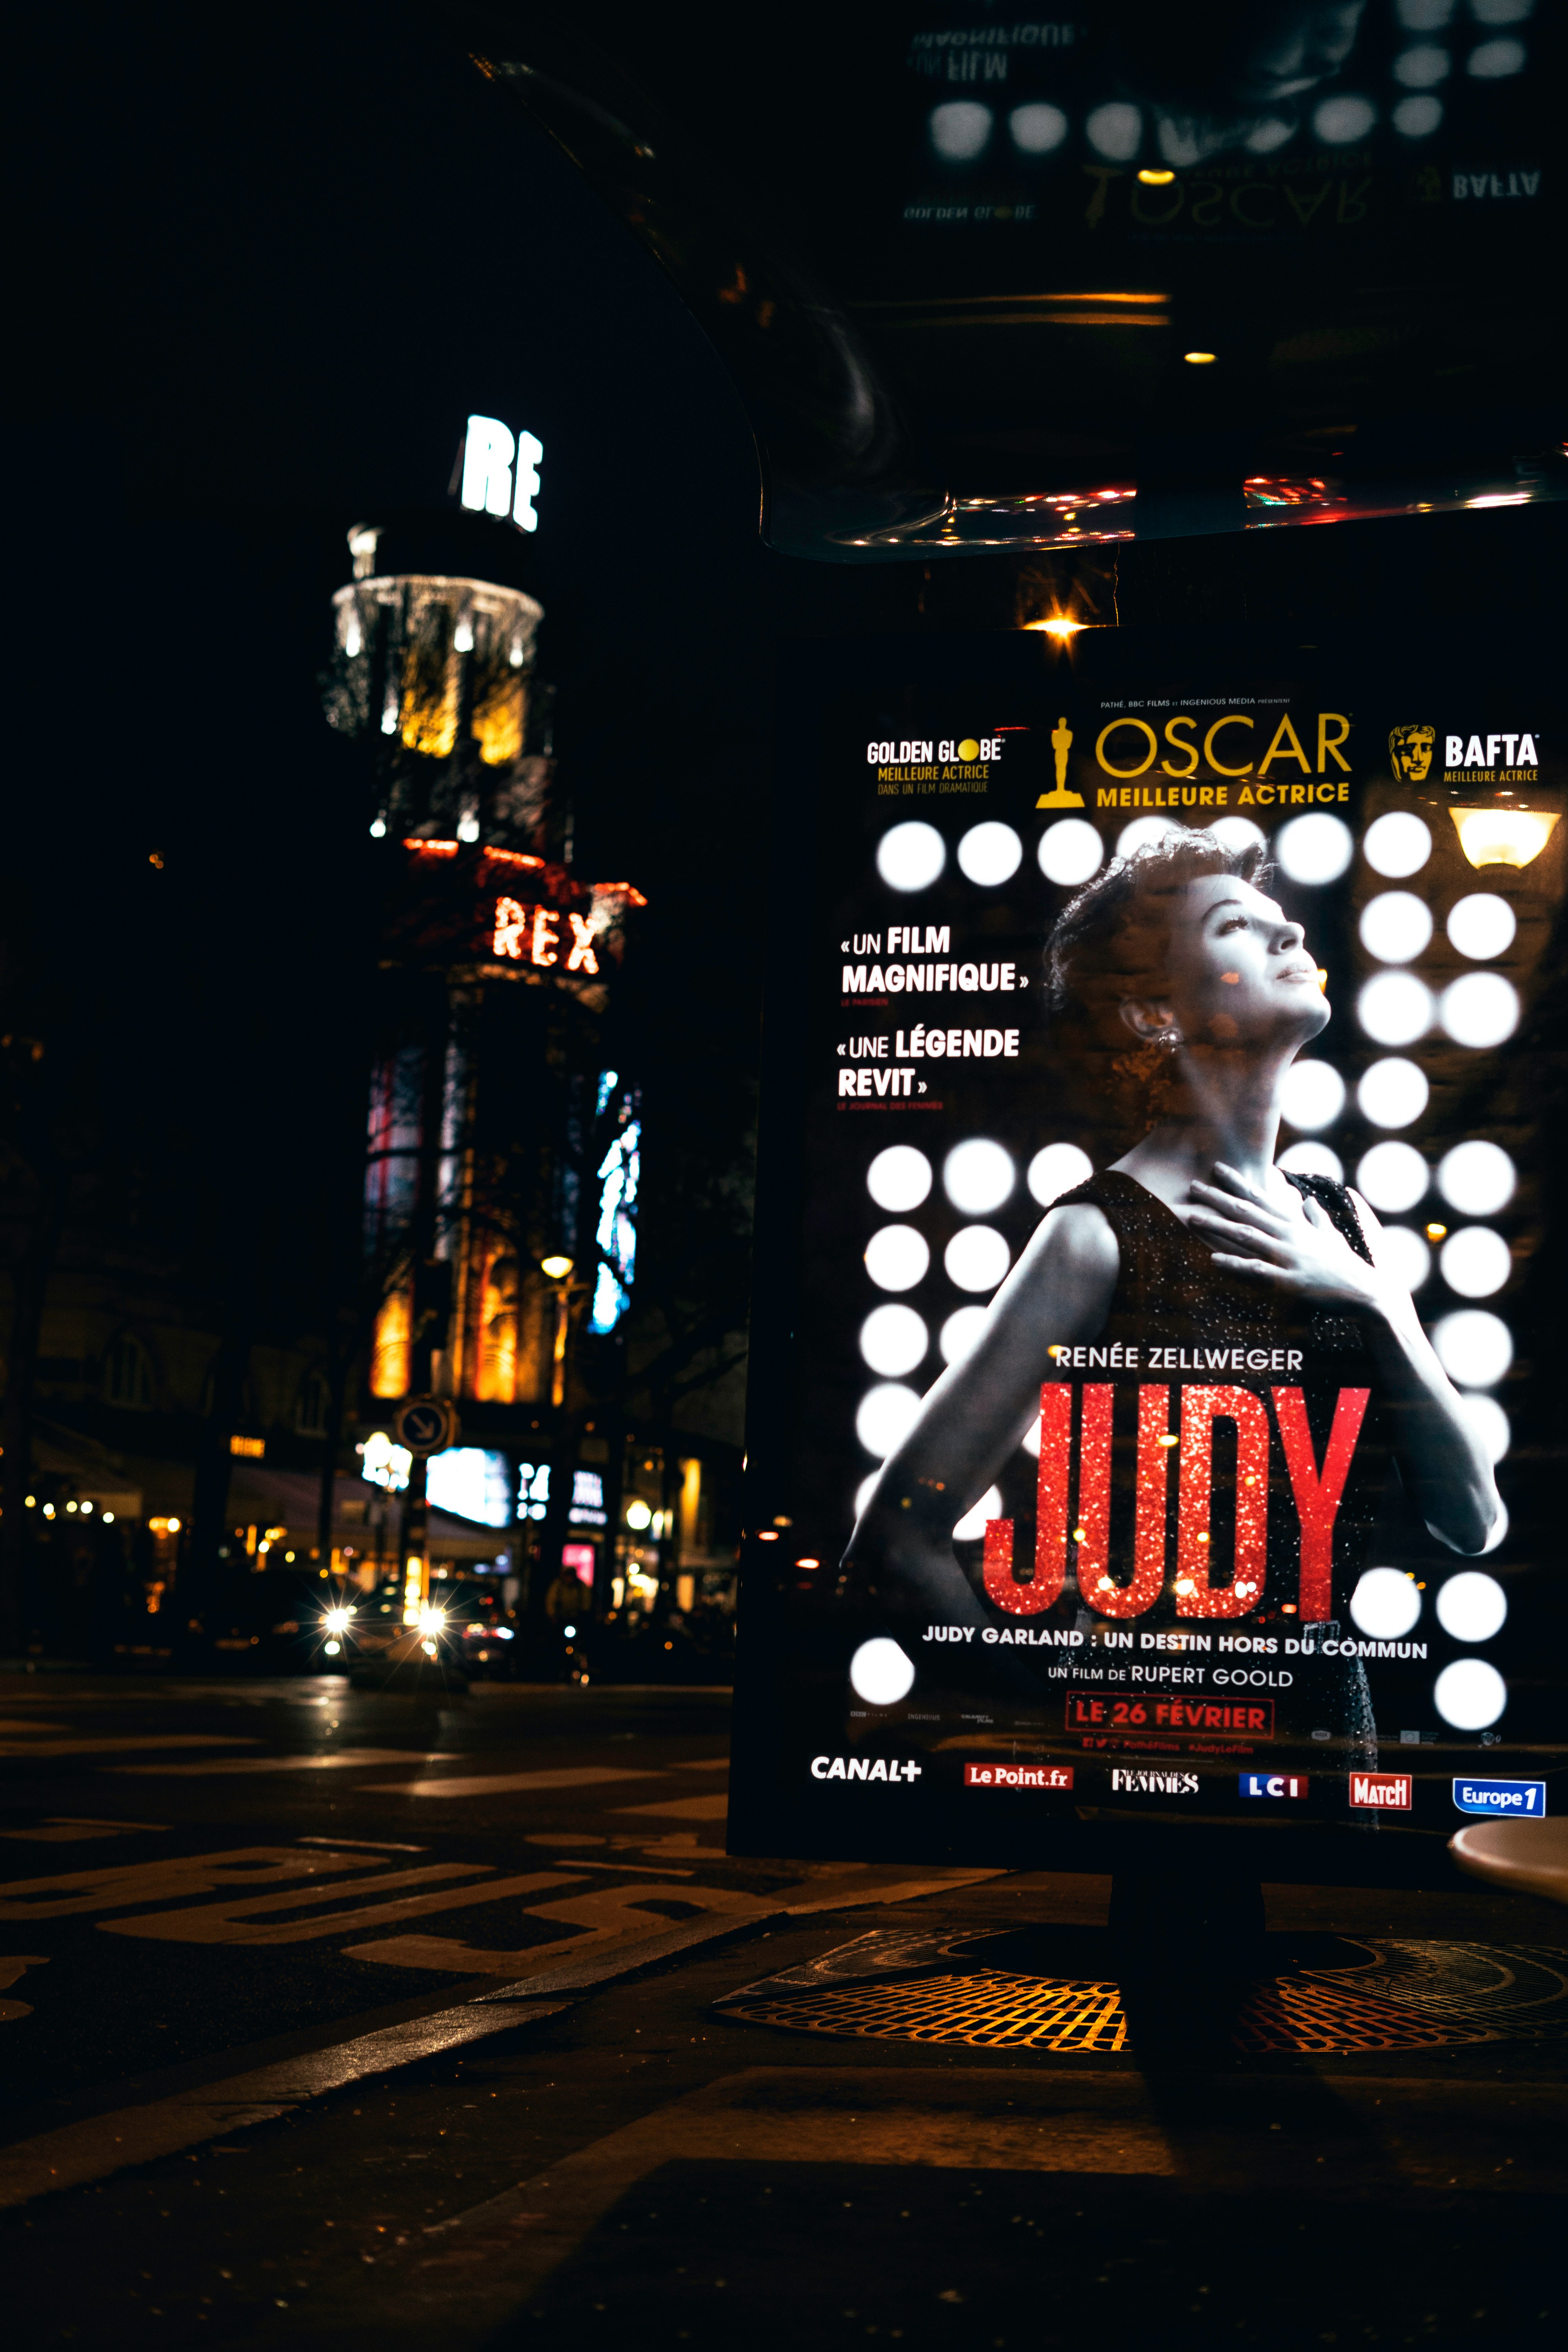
[3,1672,1564,2350]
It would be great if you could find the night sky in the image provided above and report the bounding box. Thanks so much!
[11,1,1565,1445]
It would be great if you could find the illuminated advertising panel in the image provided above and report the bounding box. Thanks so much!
[730,624,1563,1873]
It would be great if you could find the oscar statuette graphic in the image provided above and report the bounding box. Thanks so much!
[1037,716,1085,807]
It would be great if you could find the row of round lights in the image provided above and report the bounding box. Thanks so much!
[853,1139,1094,1535]
[926,31,1524,172]
[1350,1559,1508,1728]
[1269,808,1520,1425]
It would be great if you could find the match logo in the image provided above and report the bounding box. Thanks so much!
[1350,1772,1412,1811]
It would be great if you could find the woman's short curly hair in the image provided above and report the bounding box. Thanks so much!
[1046,829,1274,1025]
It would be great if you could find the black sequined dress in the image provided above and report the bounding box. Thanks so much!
[1036,1169,1386,1794]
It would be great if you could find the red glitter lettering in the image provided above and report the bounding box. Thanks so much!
[1176,1384,1270,1619]
[1272,1386,1370,1624]
[982,1384,1070,1615]
[1089,1384,1171,1619]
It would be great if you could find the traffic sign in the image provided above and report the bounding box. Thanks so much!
[393,1396,458,1457]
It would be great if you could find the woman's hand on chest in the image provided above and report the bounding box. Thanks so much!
[1185,1163,1388,1314]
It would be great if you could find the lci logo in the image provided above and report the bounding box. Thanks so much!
[1453,1778,1548,1817]
[1350,1772,1412,1811]
[810,1756,922,1784]
[964,1763,1073,1791]
[1239,1773,1308,1800]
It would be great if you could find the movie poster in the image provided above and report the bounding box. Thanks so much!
[730,625,1563,1869]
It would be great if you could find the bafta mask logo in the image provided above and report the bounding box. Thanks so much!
[1388,724,1435,784]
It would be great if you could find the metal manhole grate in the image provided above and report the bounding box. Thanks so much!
[729,1972,1129,2053]
[726,1969,1495,2055]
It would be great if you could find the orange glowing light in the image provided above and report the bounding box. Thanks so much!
[1024,617,1086,639]
[1137,168,1176,185]
[481,846,546,869]
[493,896,528,960]
[405,838,460,857]
[565,911,600,975]
[1426,1223,1448,1241]
[1183,351,1217,365]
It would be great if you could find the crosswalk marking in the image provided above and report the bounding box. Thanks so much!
[109,1749,437,1776]
[0,1735,263,1758]
[345,1877,767,1976]
[0,1844,389,1923]
[612,1793,729,1821]
[98,1867,583,1947]
[362,1766,665,1798]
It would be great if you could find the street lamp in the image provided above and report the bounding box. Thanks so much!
[540,1255,586,1408]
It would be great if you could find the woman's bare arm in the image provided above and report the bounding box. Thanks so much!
[1189,1165,1501,1554]
[844,1201,1120,1624]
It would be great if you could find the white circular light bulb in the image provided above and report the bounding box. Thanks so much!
[877,822,946,893]
[849,1636,916,1706]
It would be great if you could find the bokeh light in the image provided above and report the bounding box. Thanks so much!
[1357,971,1434,1045]
[1392,94,1445,134]
[1434,1657,1507,1731]
[940,1305,988,1365]
[944,1225,1012,1292]
[1436,1570,1508,1643]
[1276,813,1352,886]
[1356,1057,1429,1129]
[1438,1140,1515,1216]
[876,821,946,893]
[867,1144,932,1213]
[1356,1140,1429,1212]
[957,821,1023,887]
[1280,1059,1346,1131]
[1446,893,1516,960]
[929,102,993,160]
[1363,810,1432,878]
[943,1138,1016,1215]
[849,1636,915,1706]
[1432,1309,1513,1388]
[1009,102,1069,152]
[1359,890,1434,963]
[1440,1226,1511,1298]
[1085,101,1142,158]
[1314,95,1377,141]
[1038,818,1103,887]
[864,1224,930,1292]
[1027,1141,1094,1207]
[859,1304,929,1377]
[1439,972,1519,1048]
[1349,1566,1423,1640]
[855,1383,922,1459]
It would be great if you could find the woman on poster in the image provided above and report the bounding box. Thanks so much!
[847,833,1501,1763]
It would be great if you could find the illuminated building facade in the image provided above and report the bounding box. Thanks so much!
[325,512,651,1613]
